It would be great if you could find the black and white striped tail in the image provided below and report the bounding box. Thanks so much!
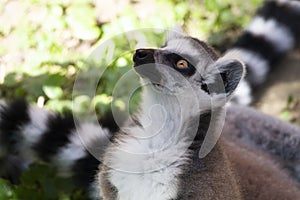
[0,99,110,198]
[227,0,300,105]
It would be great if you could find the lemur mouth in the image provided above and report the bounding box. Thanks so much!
[151,81,174,93]
[153,83,163,87]
[152,83,164,89]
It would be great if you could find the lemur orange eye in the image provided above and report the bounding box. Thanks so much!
[176,60,188,69]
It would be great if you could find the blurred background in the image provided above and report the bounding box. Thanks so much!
[0,0,299,199]
[0,0,263,117]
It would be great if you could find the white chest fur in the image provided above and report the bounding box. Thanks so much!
[105,134,191,200]
[103,87,197,200]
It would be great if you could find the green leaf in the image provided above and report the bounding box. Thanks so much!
[287,95,294,107]
[40,74,66,100]
[204,0,218,11]
[0,179,16,199]
[44,74,65,86]
[280,111,292,121]
[15,187,43,200]
[3,73,19,87]
[43,86,63,99]
[46,99,73,113]
[22,75,46,98]
[66,4,101,40]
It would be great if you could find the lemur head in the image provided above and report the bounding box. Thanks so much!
[133,35,245,114]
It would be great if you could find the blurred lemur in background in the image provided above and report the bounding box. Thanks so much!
[0,0,300,199]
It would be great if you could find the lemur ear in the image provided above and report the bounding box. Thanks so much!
[214,58,245,97]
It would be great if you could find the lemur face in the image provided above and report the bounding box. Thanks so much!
[133,36,245,107]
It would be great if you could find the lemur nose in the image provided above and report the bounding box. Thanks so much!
[133,49,154,64]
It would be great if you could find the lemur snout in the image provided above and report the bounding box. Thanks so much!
[133,49,155,65]
[133,48,162,83]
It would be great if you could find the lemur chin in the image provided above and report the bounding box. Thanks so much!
[99,35,300,200]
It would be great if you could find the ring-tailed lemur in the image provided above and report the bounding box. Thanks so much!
[98,32,300,199]
[1,0,300,199]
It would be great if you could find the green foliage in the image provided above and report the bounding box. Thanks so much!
[0,0,263,198]
[280,95,300,125]
[192,0,263,50]
[0,179,16,200]
[0,163,87,200]
[0,0,262,116]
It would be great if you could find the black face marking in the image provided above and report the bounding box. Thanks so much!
[196,79,210,94]
[201,83,210,94]
[133,48,162,83]
[165,53,196,76]
[133,49,155,65]
[133,48,196,82]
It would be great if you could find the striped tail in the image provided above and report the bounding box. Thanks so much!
[227,0,300,105]
[0,99,110,198]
